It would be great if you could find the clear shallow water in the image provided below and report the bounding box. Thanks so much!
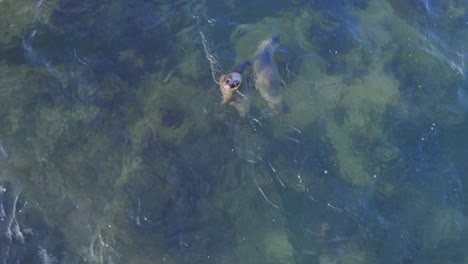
[0,0,467,263]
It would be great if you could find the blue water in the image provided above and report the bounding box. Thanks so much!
[0,0,467,263]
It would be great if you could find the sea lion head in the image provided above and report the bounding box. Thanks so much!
[219,61,252,106]
[219,71,243,104]
[223,72,242,90]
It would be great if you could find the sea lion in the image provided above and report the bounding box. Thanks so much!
[219,61,252,116]
[253,34,288,113]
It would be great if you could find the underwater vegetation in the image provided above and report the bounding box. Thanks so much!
[0,0,467,263]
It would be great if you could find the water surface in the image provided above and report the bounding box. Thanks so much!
[0,0,467,263]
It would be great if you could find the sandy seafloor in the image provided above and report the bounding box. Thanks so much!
[0,0,467,263]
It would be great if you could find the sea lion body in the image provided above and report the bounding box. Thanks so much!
[253,35,287,113]
[219,61,252,116]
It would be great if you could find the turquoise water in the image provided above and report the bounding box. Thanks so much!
[0,0,467,263]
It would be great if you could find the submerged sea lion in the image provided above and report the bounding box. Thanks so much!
[253,34,288,113]
[219,61,252,116]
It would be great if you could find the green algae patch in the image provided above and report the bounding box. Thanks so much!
[0,0,58,48]
[0,63,133,261]
[280,62,400,186]
[332,67,399,186]
[0,65,61,136]
[326,120,370,186]
[320,240,378,264]
[342,67,400,136]
[444,1,465,18]
[214,164,293,264]
[263,230,294,264]
[118,49,146,69]
[275,54,330,128]
[423,207,467,249]
[132,74,198,146]
[130,22,215,146]
[35,105,99,154]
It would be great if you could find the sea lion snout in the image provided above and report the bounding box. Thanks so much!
[224,72,242,89]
